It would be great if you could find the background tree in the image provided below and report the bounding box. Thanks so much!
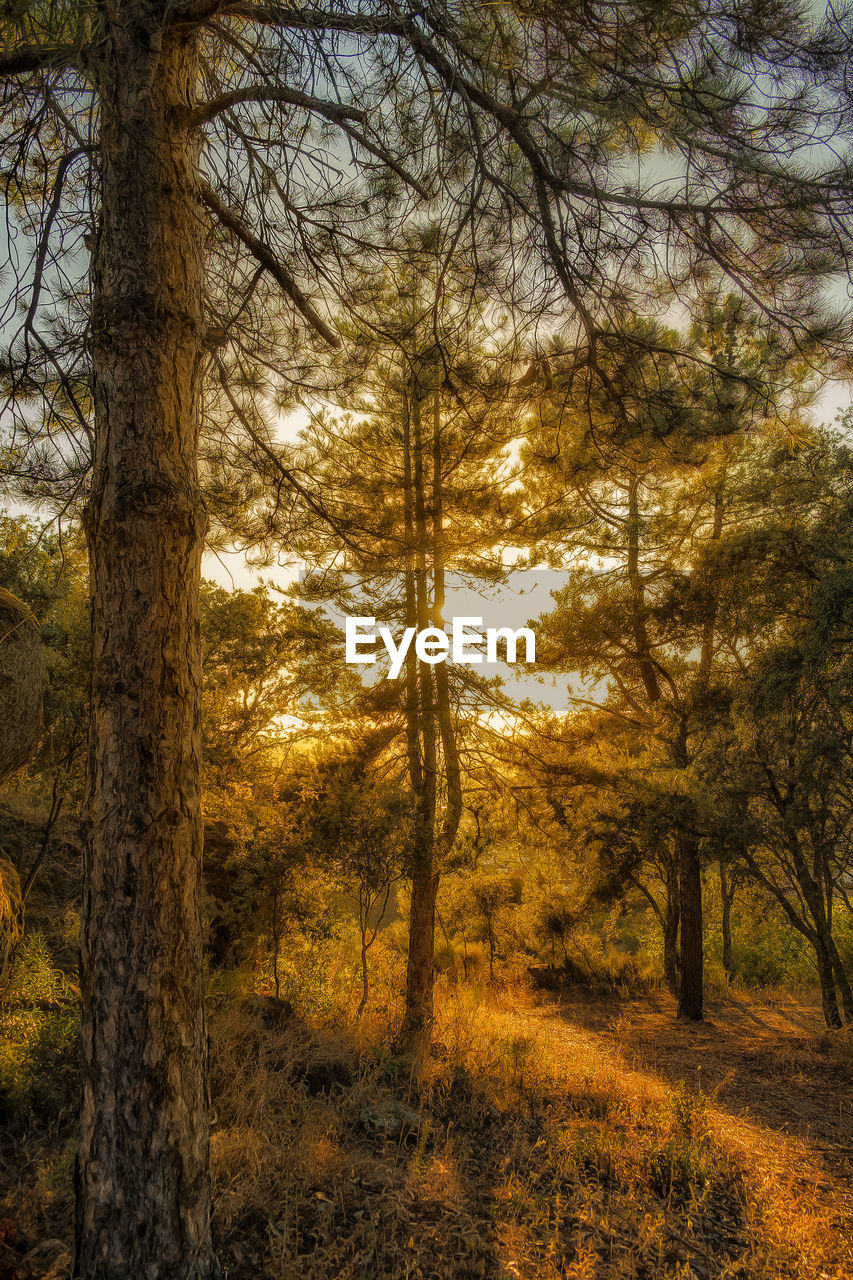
[305,759,413,1016]
[3,0,853,1271]
[0,516,88,898]
[259,261,527,1046]
[701,428,853,1025]
[523,297,822,1018]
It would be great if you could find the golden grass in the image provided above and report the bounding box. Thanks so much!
[0,974,850,1278]
[202,979,852,1278]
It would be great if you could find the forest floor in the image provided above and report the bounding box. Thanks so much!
[1,982,851,1279]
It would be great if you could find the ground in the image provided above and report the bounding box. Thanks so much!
[1,984,851,1279]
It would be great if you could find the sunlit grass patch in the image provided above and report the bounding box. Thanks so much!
[0,969,849,1279]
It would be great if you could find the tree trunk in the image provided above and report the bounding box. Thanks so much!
[402,866,439,1039]
[823,932,853,1024]
[676,830,703,1021]
[672,478,723,1016]
[788,833,852,1027]
[75,21,215,1280]
[663,857,680,996]
[626,476,662,705]
[431,380,463,858]
[719,854,735,982]
[742,842,849,1028]
[815,936,842,1029]
[398,371,463,1048]
[357,936,369,1017]
[399,387,438,1048]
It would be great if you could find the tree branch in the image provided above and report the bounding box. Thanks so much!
[185,84,365,129]
[0,45,80,77]
[189,87,432,199]
[199,180,341,348]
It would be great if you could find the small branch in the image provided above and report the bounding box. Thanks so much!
[188,87,431,199]
[212,358,365,554]
[24,148,88,341]
[199,180,340,348]
[334,119,433,201]
[23,774,65,899]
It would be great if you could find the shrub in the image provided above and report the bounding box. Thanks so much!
[0,932,78,1125]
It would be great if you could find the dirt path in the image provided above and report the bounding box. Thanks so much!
[514,988,853,1263]
[539,988,853,1151]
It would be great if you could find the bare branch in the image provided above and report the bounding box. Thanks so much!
[199,180,341,348]
[184,84,365,129]
[333,119,433,202]
[212,358,367,555]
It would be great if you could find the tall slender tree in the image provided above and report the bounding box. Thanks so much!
[702,427,853,1026]
[259,262,525,1044]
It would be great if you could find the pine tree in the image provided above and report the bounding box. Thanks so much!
[2,2,852,1269]
[524,297,820,1018]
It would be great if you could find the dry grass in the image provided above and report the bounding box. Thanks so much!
[205,980,852,1278]
[1,978,851,1278]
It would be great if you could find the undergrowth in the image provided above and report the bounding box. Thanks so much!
[0,953,850,1280]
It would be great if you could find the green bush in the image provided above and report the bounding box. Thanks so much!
[0,932,79,1125]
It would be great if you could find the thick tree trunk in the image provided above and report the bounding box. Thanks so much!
[75,20,215,1280]
[676,830,703,1021]
[402,864,439,1038]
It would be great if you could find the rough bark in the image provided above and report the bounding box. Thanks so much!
[402,863,439,1041]
[75,18,215,1279]
[676,829,703,1021]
